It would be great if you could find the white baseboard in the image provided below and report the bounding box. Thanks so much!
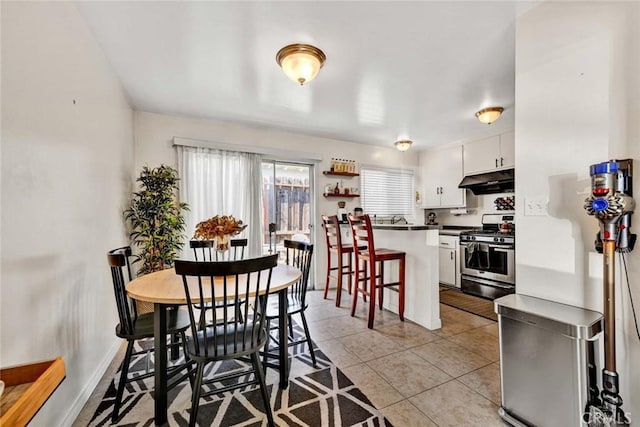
[60,338,122,427]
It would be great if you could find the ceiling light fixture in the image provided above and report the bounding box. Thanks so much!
[394,140,413,152]
[276,43,326,85]
[475,107,504,125]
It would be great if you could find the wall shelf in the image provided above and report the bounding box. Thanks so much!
[322,171,359,177]
[323,193,360,198]
[0,357,66,426]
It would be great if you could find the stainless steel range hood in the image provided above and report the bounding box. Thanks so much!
[458,169,514,195]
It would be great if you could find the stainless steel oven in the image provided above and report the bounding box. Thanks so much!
[460,240,514,284]
[459,214,516,300]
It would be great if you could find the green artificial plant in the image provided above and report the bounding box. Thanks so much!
[124,165,189,274]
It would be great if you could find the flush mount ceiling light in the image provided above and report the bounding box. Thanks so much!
[276,43,326,85]
[394,140,413,152]
[475,107,504,125]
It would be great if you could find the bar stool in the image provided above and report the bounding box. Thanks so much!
[348,213,405,329]
[321,215,357,307]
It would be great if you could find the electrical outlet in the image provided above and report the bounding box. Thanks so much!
[525,195,548,216]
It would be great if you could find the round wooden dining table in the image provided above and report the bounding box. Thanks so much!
[127,263,302,426]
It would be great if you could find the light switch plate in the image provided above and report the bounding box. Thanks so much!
[525,195,548,216]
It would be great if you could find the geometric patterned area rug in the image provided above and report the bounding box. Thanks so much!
[88,322,393,427]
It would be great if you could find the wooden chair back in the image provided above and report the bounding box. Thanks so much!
[107,246,136,336]
[190,239,215,261]
[175,254,278,358]
[321,215,342,250]
[230,238,248,260]
[347,214,375,259]
[283,239,314,305]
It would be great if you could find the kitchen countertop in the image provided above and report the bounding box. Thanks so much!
[438,225,480,236]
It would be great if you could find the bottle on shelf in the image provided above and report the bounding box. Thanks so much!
[334,182,340,194]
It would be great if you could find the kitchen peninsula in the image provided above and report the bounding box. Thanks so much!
[370,224,441,330]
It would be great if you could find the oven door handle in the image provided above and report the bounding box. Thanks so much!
[493,247,513,252]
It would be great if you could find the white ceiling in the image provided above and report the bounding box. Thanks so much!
[75,1,536,150]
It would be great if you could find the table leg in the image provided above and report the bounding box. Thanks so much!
[278,289,290,388]
[154,303,168,426]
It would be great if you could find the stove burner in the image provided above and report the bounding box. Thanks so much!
[460,213,516,244]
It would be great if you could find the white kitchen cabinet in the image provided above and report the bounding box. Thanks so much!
[439,235,459,287]
[463,131,515,176]
[420,145,466,208]
[439,247,456,286]
[500,131,515,169]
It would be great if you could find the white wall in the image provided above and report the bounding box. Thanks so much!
[134,111,419,288]
[515,1,640,415]
[1,2,134,425]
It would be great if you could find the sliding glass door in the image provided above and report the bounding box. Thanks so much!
[261,161,315,258]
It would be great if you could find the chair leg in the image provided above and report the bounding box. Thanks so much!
[170,332,180,360]
[180,331,195,389]
[235,301,244,323]
[347,252,353,295]
[198,308,207,330]
[188,362,205,427]
[399,256,406,321]
[299,311,317,366]
[335,251,343,307]
[288,314,294,339]
[351,259,361,317]
[112,340,134,423]
[323,251,331,300]
[262,318,271,371]
[362,261,368,303]
[251,352,275,427]
[368,261,377,329]
[378,261,384,310]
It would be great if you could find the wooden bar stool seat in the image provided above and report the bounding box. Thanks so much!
[348,214,406,329]
[321,215,363,307]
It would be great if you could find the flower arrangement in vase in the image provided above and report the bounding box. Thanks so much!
[193,215,247,251]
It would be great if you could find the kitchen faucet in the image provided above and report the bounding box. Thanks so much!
[391,216,408,224]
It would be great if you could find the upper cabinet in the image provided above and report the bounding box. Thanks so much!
[463,131,514,176]
[420,145,466,209]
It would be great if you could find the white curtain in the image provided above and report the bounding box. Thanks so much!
[177,146,264,258]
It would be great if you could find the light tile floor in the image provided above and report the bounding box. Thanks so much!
[307,289,506,427]
[74,289,506,426]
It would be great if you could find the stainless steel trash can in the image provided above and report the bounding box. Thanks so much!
[495,294,603,427]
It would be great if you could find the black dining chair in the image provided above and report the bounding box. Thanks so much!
[190,238,249,327]
[107,246,193,423]
[190,238,248,261]
[175,254,278,427]
[262,240,317,370]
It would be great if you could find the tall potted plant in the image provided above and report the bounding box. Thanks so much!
[124,165,189,274]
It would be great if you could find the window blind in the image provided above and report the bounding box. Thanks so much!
[361,168,414,216]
